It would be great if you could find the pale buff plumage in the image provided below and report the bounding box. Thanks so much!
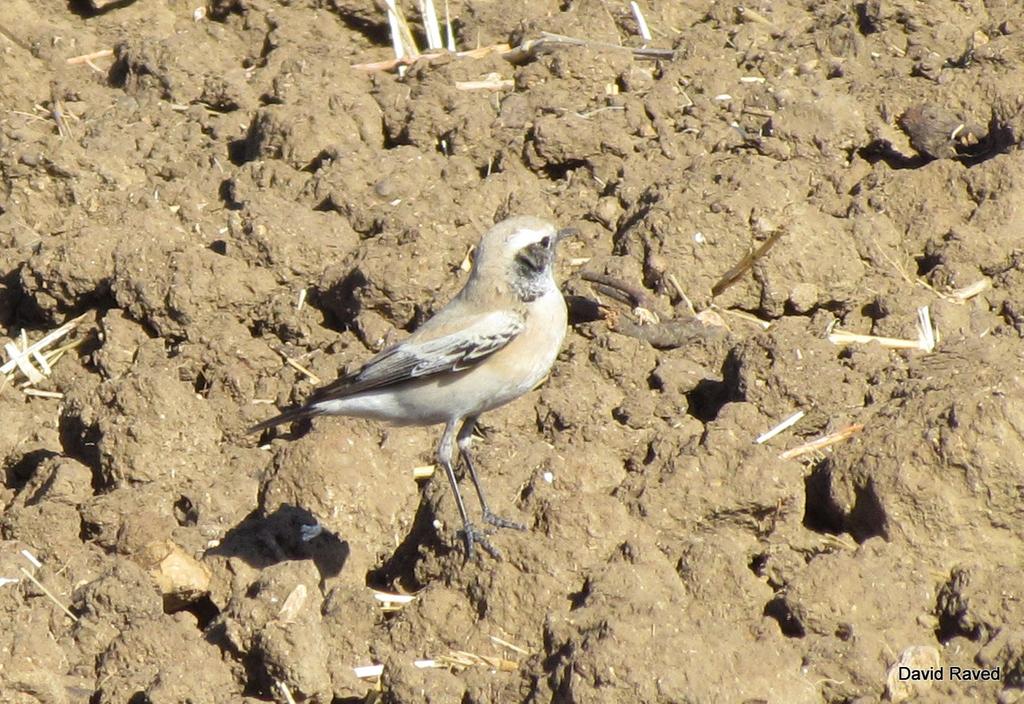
[250,216,573,559]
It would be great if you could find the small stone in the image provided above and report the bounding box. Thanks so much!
[788,283,819,314]
[593,197,622,228]
[139,540,211,608]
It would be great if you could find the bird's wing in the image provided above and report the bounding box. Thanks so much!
[308,310,524,401]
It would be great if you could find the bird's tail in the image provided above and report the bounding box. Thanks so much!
[247,405,317,435]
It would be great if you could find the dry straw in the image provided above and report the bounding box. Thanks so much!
[827,306,936,353]
[1,313,88,397]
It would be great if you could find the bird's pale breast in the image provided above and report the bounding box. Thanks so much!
[316,287,567,426]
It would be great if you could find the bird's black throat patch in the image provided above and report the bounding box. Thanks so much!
[515,242,548,273]
[512,243,551,302]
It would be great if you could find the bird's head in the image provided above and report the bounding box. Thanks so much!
[471,216,576,301]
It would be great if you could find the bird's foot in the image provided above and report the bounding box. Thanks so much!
[482,509,526,531]
[458,522,502,561]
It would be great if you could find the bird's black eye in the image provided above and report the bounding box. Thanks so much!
[539,236,551,248]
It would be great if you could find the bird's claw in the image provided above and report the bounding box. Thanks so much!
[458,522,502,561]
[482,509,526,531]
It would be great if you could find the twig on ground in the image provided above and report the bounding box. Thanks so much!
[384,0,419,73]
[49,83,73,140]
[276,681,297,704]
[489,634,529,655]
[412,465,436,479]
[353,31,675,72]
[274,349,322,384]
[946,278,989,301]
[581,271,660,314]
[18,567,79,622]
[710,229,784,297]
[373,590,416,612]
[755,410,806,444]
[779,423,864,460]
[353,648,519,680]
[455,74,514,90]
[715,306,770,329]
[630,1,652,41]
[420,0,443,50]
[828,306,936,353]
[443,0,456,51]
[582,271,665,325]
[436,650,518,672]
[65,48,114,65]
[1,313,88,395]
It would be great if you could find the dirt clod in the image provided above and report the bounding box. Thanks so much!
[2,0,1024,701]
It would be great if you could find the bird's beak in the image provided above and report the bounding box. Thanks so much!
[556,226,580,243]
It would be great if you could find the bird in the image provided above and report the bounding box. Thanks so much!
[249,215,575,559]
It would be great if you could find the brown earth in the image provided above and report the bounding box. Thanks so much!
[2,0,1024,702]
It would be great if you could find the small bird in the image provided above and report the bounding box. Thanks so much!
[250,216,574,559]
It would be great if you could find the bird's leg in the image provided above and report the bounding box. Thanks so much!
[438,420,500,560]
[457,417,526,531]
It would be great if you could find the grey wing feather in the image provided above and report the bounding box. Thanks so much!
[308,311,523,402]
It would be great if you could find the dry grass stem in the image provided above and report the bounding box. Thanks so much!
[353,31,675,72]
[455,74,514,91]
[1,313,88,395]
[65,48,114,65]
[512,32,675,62]
[373,590,416,612]
[666,273,697,316]
[736,5,780,33]
[23,388,64,399]
[716,307,771,329]
[384,0,420,70]
[871,237,987,305]
[353,664,385,679]
[779,423,865,460]
[630,1,653,41]
[946,277,990,301]
[412,464,436,479]
[444,0,456,51]
[437,649,518,672]
[18,567,79,622]
[710,229,784,297]
[353,43,506,71]
[277,351,322,385]
[828,306,936,353]
[420,0,443,50]
[755,410,806,444]
[372,590,416,605]
[819,533,858,551]
[49,84,73,139]
[276,681,297,704]
[353,648,518,680]
[489,634,529,655]
[827,330,922,349]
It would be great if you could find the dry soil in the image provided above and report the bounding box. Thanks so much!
[2,1,1024,703]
